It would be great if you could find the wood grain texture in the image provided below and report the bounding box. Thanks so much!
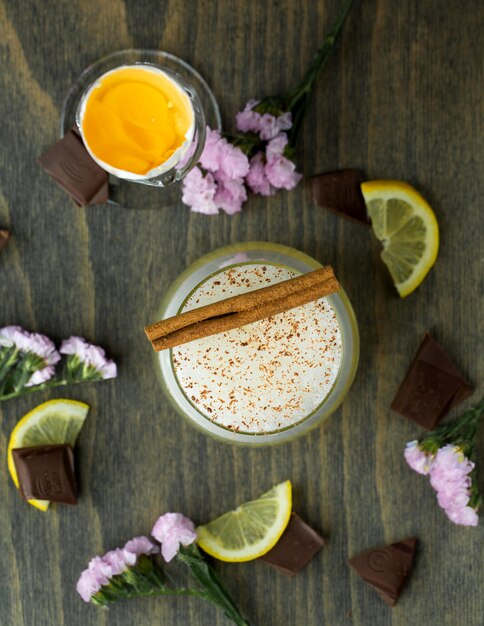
[0,1,483,625]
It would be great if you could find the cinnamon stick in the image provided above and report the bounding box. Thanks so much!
[145,266,340,352]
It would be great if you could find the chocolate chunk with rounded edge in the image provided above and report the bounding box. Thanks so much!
[12,444,77,504]
[311,169,370,225]
[391,333,473,430]
[349,538,418,607]
[39,127,108,206]
[258,513,325,575]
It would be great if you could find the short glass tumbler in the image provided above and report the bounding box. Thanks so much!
[157,242,359,445]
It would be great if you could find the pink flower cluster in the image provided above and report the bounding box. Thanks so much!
[181,101,302,213]
[182,129,249,215]
[404,441,478,526]
[60,336,117,380]
[404,440,433,475]
[77,536,159,602]
[429,445,478,526]
[236,99,292,140]
[152,512,197,562]
[246,134,302,196]
[77,514,198,605]
[0,325,60,386]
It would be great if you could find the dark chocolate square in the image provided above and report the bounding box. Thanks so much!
[391,333,473,430]
[310,169,370,225]
[258,513,324,576]
[349,538,418,607]
[38,127,109,206]
[12,444,77,504]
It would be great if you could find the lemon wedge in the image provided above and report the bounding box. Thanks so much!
[361,180,439,297]
[196,480,292,562]
[7,399,89,511]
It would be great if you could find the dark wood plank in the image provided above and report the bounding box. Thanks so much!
[0,1,482,625]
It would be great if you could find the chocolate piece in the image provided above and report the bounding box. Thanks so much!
[38,127,109,206]
[259,513,324,575]
[349,538,418,607]
[391,333,473,430]
[311,169,370,225]
[12,444,77,504]
[0,228,10,251]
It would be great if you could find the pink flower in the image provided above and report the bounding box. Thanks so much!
[181,167,219,215]
[60,336,88,359]
[76,571,103,603]
[216,142,250,181]
[199,128,224,172]
[236,100,292,139]
[258,111,293,140]
[61,336,117,380]
[266,134,288,158]
[446,505,479,527]
[214,178,247,215]
[198,127,249,181]
[151,513,197,563]
[15,332,61,365]
[246,153,275,196]
[429,445,474,491]
[124,536,159,558]
[25,365,56,387]
[265,155,302,190]
[102,548,131,576]
[427,445,478,526]
[77,555,113,602]
[77,538,159,603]
[264,134,302,191]
[85,345,117,379]
[235,99,261,133]
[404,440,434,475]
[2,330,61,387]
[0,326,26,348]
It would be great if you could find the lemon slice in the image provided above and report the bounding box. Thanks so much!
[7,399,89,511]
[196,480,292,562]
[361,180,439,297]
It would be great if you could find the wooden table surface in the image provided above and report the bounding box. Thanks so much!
[1,1,482,625]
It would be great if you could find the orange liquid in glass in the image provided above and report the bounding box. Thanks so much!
[81,66,193,175]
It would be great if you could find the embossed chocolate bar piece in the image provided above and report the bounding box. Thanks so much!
[391,333,473,430]
[310,169,370,225]
[349,538,418,607]
[0,228,10,251]
[12,444,77,504]
[38,127,109,206]
[258,513,325,575]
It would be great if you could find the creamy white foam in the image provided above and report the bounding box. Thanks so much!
[172,264,342,434]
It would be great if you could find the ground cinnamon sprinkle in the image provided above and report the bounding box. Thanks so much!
[173,264,342,433]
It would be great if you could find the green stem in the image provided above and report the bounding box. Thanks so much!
[179,545,249,626]
[285,0,355,145]
[0,377,69,401]
[0,347,20,387]
[432,397,484,442]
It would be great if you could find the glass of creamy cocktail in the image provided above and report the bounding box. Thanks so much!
[156,242,359,445]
